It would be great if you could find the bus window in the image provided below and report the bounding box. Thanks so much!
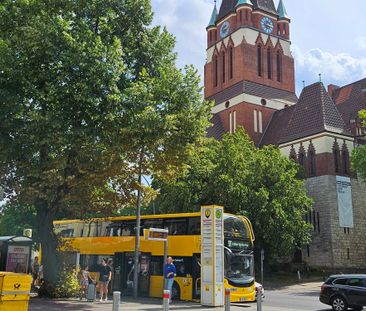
[143,219,163,230]
[164,218,187,235]
[188,217,200,235]
[224,216,249,239]
[150,256,163,276]
[60,228,74,238]
[173,257,192,277]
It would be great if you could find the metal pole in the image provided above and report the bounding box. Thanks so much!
[163,290,170,311]
[163,230,168,290]
[225,288,231,311]
[133,160,143,299]
[256,286,262,311]
[260,249,264,285]
[112,291,120,311]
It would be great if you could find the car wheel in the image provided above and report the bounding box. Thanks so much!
[171,282,180,300]
[331,296,348,311]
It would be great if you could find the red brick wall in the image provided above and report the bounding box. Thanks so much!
[217,101,276,145]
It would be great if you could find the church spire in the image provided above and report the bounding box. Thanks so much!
[277,0,289,19]
[207,2,218,28]
[236,0,253,8]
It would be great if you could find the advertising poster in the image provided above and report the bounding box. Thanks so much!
[6,245,30,273]
[336,176,354,228]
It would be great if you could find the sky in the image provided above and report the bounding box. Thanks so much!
[151,0,366,94]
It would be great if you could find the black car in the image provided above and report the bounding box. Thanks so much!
[320,274,366,311]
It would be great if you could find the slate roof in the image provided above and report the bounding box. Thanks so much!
[207,114,225,140]
[332,78,366,128]
[259,105,295,146]
[277,0,289,19]
[207,80,298,105]
[207,4,218,28]
[218,0,277,21]
[279,82,349,144]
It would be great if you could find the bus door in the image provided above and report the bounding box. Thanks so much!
[192,254,201,299]
[114,252,151,296]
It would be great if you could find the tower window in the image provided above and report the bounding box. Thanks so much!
[276,51,282,82]
[229,47,233,80]
[245,9,248,20]
[257,45,262,77]
[267,48,272,79]
[283,23,287,35]
[258,110,263,133]
[239,10,242,22]
[209,31,212,42]
[222,52,226,83]
[214,56,218,87]
[254,110,258,133]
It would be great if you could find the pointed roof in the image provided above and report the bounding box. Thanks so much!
[236,0,253,8]
[279,82,349,144]
[207,4,218,28]
[218,0,276,21]
[277,0,289,19]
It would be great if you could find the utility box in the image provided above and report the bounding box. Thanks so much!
[0,272,32,311]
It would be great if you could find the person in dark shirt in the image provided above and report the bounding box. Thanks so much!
[164,257,176,301]
[98,258,112,302]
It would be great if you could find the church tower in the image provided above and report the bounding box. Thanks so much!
[205,0,297,145]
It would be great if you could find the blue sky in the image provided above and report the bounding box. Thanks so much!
[151,0,366,94]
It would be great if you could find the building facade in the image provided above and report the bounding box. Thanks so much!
[205,0,366,270]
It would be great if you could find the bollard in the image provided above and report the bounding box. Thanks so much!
[112,291,120,311]
[256,286,262,311]
[297,270,301,281]
[225,288,231,311]
[162,290,170,311]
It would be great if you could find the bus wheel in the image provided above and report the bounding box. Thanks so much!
[171,282,180,301]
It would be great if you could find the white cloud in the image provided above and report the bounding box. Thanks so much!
[151,0,213,77]
[293,45,366,85]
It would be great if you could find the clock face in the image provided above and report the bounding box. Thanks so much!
[261,17,274,34]
[220,21,230,38]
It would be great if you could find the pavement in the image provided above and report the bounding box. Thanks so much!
[28,281,333,311]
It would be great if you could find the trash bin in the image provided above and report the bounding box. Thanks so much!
[0,272,31,311]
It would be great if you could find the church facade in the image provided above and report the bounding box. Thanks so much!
[205,0,366,270]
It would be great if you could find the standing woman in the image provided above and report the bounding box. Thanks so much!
[98,258,112,302]
[79,266,90,300]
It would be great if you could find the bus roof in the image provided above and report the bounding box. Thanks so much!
[54,212,202,224]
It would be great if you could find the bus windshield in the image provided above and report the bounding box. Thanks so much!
[224,215,249,239]
[225,252,254,286]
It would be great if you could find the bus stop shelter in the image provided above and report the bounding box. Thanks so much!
[0,236,33,274]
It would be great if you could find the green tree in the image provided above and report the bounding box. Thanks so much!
[352,110,366,181]
[154,129,312,260]
[0,0,210,287]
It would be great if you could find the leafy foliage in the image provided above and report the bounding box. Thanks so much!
[154,129,313,260]
[352,110,366,181]
[0,0,210,286]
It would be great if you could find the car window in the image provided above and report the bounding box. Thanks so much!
[333,278,348,285]
[348,278,364,287]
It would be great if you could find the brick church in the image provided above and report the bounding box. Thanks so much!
[205,0,366,270]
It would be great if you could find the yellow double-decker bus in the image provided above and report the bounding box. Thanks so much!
[54,211,256,302]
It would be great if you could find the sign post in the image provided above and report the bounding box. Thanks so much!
[201,205,224,307]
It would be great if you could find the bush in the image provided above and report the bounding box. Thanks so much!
[39,266,80,298]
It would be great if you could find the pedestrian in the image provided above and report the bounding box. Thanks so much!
[31,256,39,287]
[98,258,112,302]
[164,257,176,302]
[79,266,91,300]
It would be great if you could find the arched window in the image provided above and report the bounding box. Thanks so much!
[257,45,262,77]
[214,56,218,87]
[239,10,242,22]
[267,48,272,79]
[333,145,340,174]
[209,31,212,42]
[222,52,226,83]
[276,51,282,82]
[229,47,233,80]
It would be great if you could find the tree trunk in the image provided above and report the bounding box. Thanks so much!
[35,198,59,284]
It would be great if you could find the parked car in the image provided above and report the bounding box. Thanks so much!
[319,274,366,311]
[255,282,265,301]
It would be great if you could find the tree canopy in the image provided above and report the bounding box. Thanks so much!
[352,110,366,181]
[0,0,210,284]
[153,129,313,260]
